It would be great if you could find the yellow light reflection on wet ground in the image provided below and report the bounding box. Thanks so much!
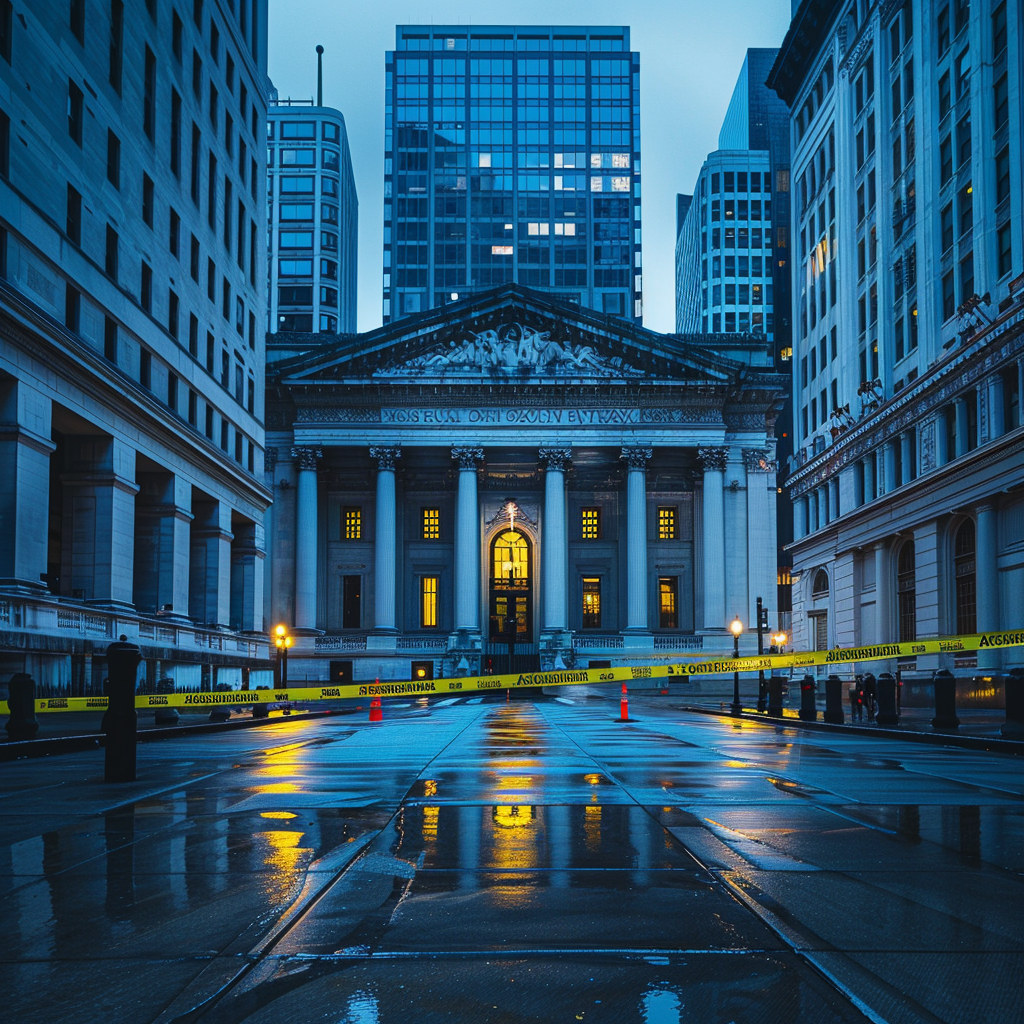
[259,811,298,820]
[422,806,438,842]
[584,805,602,852]
[489,805,538,905]
[422,779,438,797]
[253,782,300,794]
[583,773,603,785]
[257,828,311,902]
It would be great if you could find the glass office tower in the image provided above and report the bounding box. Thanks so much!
[383,26,642,324]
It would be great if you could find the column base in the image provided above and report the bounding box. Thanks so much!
[291,626,325,637]
[0,578,50,596]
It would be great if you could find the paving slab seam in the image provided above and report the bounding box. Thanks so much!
[153,706,493,1024]
[679,705,1024,755]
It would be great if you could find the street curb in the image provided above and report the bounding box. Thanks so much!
[0,709,343,762]
[679,704,1024,755]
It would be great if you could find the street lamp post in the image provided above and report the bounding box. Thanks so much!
[730,615,743,716]
[274,624,293,688]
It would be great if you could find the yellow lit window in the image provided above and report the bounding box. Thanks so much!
[658,506,677,540]
[581,507,601,540]
[659,577,678,629]
[582,577,601,629]
[422,507,440,540]
[421,576,437,628]
[344,507,361,540]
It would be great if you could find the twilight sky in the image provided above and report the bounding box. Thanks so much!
[267,0,793,334]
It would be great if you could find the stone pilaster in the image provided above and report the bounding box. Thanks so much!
[698,446,728,630]
[539,447,571,632]
[370,446,401,631]
[451,447,483,633]
[743,448,777,632]
[621,446,652,631]
[291,446,322,631]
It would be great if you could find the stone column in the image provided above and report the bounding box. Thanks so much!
[933,413,948,468]
[452,447,483,632]
[0,380,54,592]
[793,494,807,539]
[986,375,1005,441]
[698,447,727,631]
[954,397,969,457]
[744,449,777,634]
[61,436,138,608]
[975,502,998,634]
[188,499,233,627]
[863,453,876,500]
[230,518,264,632]
[621,447,652,631]
[291,446,322,631]
[900,432,913,485]
[874,541,889,643]
[883,441,897,493]
[370,446,401,632]
[133,472,192,617]
[539,447,571,632]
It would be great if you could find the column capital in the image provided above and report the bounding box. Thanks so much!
[539,447,572,471]
[620,446,652,470]
[290,446,322,470]
[742,447,777,472]
[369,446,402,470]
[451,446,483,470]
[697,446,729,472]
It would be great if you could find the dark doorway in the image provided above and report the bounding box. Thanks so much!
[329,660,353,685]
[342,574,361,629]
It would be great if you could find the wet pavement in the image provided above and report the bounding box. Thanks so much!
[0,696,1021,1023]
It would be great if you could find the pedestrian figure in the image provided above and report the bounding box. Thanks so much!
[863,673,877,723]
[852,677,866,722]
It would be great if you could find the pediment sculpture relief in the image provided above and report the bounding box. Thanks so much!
[375,322,643,377]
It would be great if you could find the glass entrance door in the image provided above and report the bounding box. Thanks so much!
[488,529,532,643]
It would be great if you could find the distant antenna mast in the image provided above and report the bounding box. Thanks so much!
[316,44,324,106]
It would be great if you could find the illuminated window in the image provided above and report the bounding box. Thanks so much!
[581,507,601,539]
[491,245,513,255]
[343,506,361,540]
[422,507,440,539]
[582,577,601,629]
[658,506,677,540]
[659,577,678,629]
[421,576,437,628]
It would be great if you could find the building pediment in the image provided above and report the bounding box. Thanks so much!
[270,285,760,389]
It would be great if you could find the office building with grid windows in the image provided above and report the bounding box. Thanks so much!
[383,25,642,325]
[267,98,358,336]
[769,0,1024,672]
[0,0,273,692]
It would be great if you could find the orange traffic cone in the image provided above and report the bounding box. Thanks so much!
[620,682,629,721]
[369,678,382,722]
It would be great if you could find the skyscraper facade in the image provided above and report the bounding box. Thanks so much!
[0,0,273,690]
[267,97,358,336]
[383,25,642,325]
[769,0,1024,669]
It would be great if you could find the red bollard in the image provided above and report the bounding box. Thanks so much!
[369,678,382,722]
[620,682,629,721]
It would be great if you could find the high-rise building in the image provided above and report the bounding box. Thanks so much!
[383,25,642,325]
[0,0,273,691]
[674,49,793,627]
[768,0,1024,670]
[267,94,358,336]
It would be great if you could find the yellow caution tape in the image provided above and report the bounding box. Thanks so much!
[2,630,1022,715]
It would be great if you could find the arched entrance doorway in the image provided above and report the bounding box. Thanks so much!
[488,528,533,644]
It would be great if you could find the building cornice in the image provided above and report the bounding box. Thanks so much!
[788,304,1024,498]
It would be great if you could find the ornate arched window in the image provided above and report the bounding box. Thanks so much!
[954,520,976,635]
[812,569,830,596]
[897,541,916,642]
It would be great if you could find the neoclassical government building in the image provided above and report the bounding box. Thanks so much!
[266,286,786,682]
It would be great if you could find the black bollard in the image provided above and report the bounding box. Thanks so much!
[767,675,785,718]
[1002,668,1024,740]
[931,669,960,731]
[876,672,899,726]
[4,673,40,741]
[824,674,845,724]
[104,637,141,782]
[153,677,179,726]
[798,674,818,721]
